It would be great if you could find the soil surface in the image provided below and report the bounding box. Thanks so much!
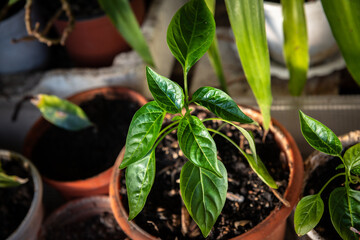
[120,108,289,239]
[0,156,34,239]
[31,94,141,181]
[304,145,360,240]
[42,211,129,240]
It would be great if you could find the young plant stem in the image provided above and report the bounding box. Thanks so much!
[183,70,190,115]
[318,172,346,196]
[153,126,179,150]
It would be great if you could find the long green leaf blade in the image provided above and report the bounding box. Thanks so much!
[225,0,272,130]
[31,94,93,131]
[167,0,215,73]
[120,101,165,169]
[192,86,253,124]
[126,150,156,220]
[178,116,221,177]
[98,0,154,66]
[246,153,277,189]
[294,195,324,236]
[0,172,28,188]
[180,161,228,237]
[329,187,360,240]
[321,0,360,86]
[282,0,309,96]
[344,143,360,176]
[146,67,184,114]
[299,110,342,156]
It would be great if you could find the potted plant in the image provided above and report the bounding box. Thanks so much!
[21,86,147,198]
[294,112,360,240]
[109,0,303,239]
[0,149,43,240]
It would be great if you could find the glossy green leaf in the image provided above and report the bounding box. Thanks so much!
[299,110,342,156]
[120,101,165,169]
[146,67,184,114]
[336,164,345,171]
[344,143,360,176]
[282,0,309,96]
[167,0,215,73]
[126,150,156,220]
[98,0,154,66]
[329,187,360,240]
[0,172,28,188]
[225,0,272,130]
[178,116,221,177]
[192,86,253,124]
[294,195,324,236]
[321,0,360,86]
[180,161,227,237]
[246,153,277,189]
[31,94,93,131]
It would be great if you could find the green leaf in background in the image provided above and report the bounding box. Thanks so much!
[294,195,324,236]
[167,0,215,74]
[329,187,360,240]
[126,150,156,220]
[178,116,222,177]
[8,0,21,6]
[282,0,309,96]
[321,0,360,86]
[146,67,184,114]
[0,172,28,188]
[225,0,272,130]
[246,153,277,189]
[299,110,342,156]
[31,94,93,131]
[205,0,228,93]
[120,101,165,169]
[344,143,360,177]
[180,161,227,237]
[98,0,154,66]
[192,86,253,124]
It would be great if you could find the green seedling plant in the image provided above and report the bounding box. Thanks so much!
[0,161,28,188]
[120,0,282,237]
[294,111,360,240]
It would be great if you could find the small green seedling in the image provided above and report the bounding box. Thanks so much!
[121,0,281,237]
[294,111,360,240]
[0,161,28,188]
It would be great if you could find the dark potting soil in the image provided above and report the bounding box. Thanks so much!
[120,108,289,239]
[31,94,141,181]
[43,211,129,240]
[0,156,34,239]
[304,145,360,240]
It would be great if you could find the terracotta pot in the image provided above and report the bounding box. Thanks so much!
[38,195,127,239]
[301,130,360,240]
[23,86,147,199]
[0,150,43,240]
[54,0,145,67]
[109,105,304,240]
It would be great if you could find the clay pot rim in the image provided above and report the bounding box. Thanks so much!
[0,150,43,240]
[109,105,304,240]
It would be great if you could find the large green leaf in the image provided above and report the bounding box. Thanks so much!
[329,187,360,240]
[98,0,154,66]
[225,0,272,130]
[178,116,221,177]
[146,67,184,114]
[167,0,215,74]
[180,161,228,237]
[245,153,277,189]
[320,0,360,86]
[126,150,156,220]
[282,0,309,96]
[294,195,324,236]
[192,86,253,124]
[299,110,342,156]
[344,143,360,177]
[31,94,93,131]
[120,101,165,169]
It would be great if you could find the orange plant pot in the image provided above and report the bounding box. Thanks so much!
[54,0,145,67]
[109,106,304,240]
[23,87,147,199]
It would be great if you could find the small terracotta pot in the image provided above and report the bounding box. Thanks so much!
[302,130,360,240]
[0,150,43,240]
[109,105,304,240]
[38,196,125,240]
[54,0,145,67]
[23,86,147,199]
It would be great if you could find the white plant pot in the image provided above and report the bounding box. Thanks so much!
[264,0,339,66]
